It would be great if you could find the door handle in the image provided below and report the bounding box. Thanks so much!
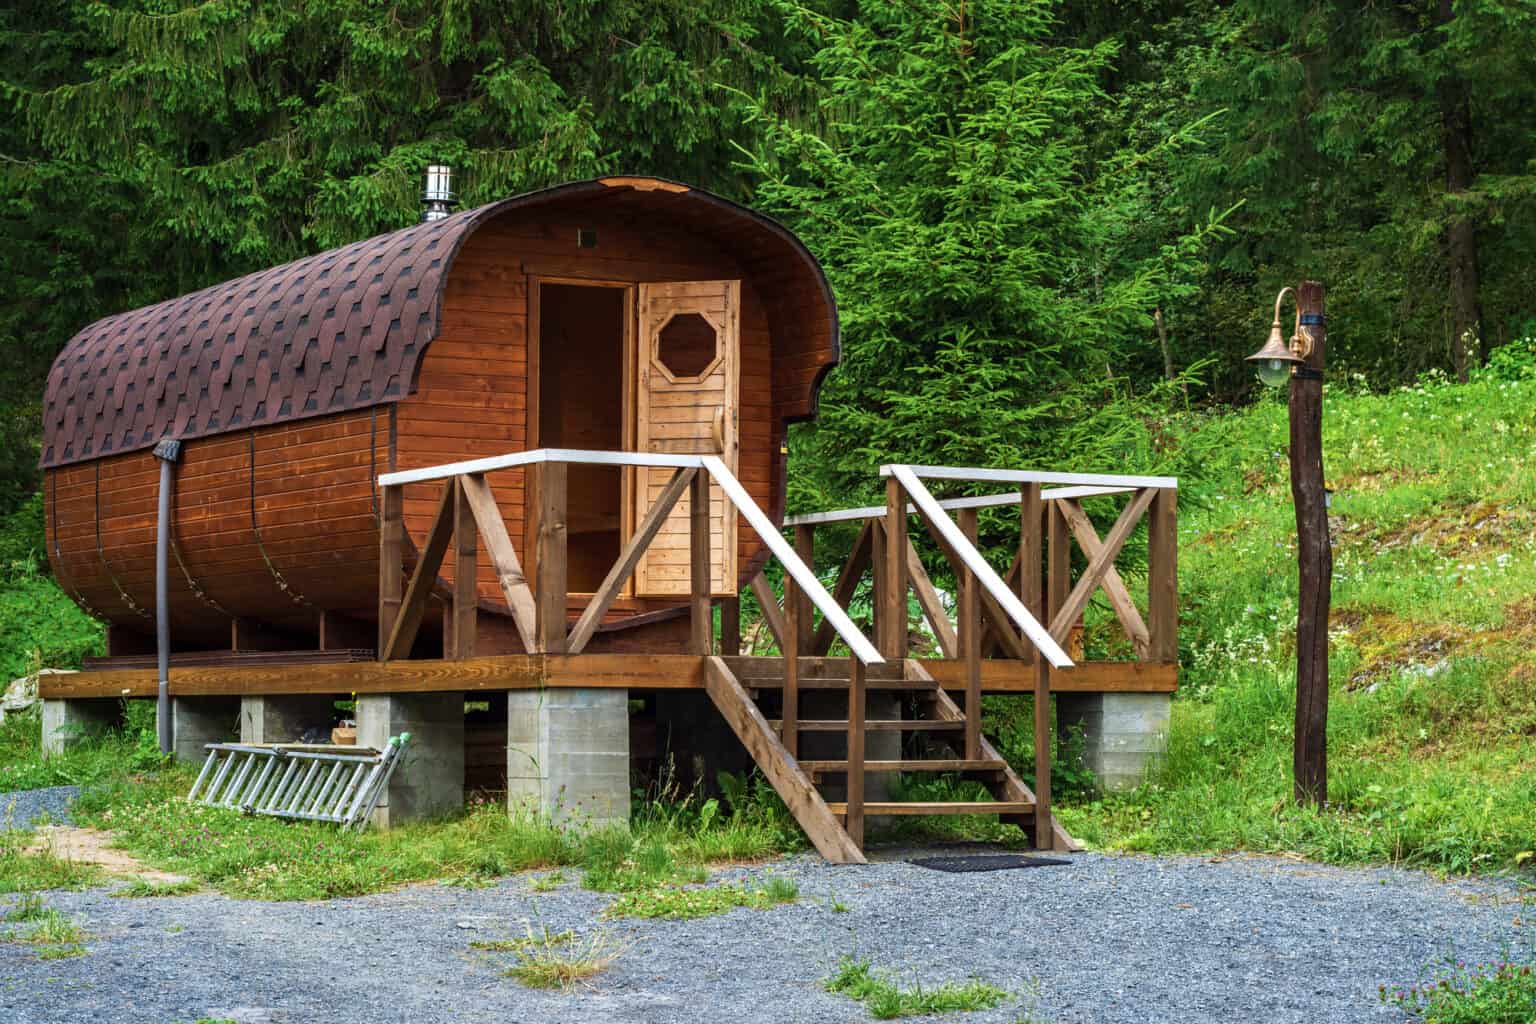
[711,407,725,453]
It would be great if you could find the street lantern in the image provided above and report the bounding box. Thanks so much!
[1246,287,1311,388]
[1248,281,1332,807]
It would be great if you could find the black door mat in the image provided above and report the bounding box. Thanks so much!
[909,854,1071,873]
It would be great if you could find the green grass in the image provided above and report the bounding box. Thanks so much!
[499,927,624,990]
[470,927,574,952]
[1055,367,1536,875]
[1383,958,1536,1023]
[109,878,199,898]
[40,762,800,901]
[3,895,90,958]
[0,818,103,893]
[603,875,798,920]
[824,957,1010,1019]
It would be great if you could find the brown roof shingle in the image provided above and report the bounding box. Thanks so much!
[42,178,838,469]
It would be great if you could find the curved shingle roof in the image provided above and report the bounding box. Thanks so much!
[42,177,838,468]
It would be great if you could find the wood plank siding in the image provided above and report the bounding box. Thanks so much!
[43,178,838,654]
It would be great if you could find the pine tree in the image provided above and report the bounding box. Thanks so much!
[738,0,1226,507]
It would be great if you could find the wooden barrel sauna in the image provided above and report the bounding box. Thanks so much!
[42,177,839,656]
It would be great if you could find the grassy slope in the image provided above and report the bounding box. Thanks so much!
[1062,361,1536,874]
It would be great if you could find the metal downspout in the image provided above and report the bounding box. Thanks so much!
[153,439,182,754]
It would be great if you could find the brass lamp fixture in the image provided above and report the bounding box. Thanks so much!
[1245,286,1313,387]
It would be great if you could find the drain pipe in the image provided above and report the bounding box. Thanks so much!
[152,438,182,754]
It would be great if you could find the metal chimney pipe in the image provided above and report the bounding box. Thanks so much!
[422,165,455,222]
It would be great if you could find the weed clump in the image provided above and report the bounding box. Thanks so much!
[824,956,1009,1019]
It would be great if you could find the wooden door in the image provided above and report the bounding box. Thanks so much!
[634,280,740,597]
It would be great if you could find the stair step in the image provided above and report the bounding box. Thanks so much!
[800,759,1006,777]
[724,656,909,683]
[825,801,1036,816]
[770,719,964,732]
[748,677,940,691]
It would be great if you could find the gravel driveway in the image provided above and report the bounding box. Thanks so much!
[1,848,1530,1024]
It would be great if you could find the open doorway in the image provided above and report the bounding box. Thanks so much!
[535,282,629,593]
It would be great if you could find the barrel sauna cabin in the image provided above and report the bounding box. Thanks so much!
[41,177,838,662]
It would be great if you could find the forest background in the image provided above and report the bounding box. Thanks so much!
[1,0,1534,662]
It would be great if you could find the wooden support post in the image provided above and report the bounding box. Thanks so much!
[1019,483,1043,662]
[882,477,908,659]
[1034,657,1052,850]
[793,526,815,654]
[958,508,981,761]
[1047,502,1071,634]
[377,485,403,656]
[846,654,866,849]
[451,478,477,660]
[689,468,712,655]
[1292,280,1331,805]
[781,525,813,759]
[720,596,741,657]
[1148,487,1178,663]
[535,462,568,655]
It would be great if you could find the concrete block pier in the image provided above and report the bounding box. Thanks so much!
[1057,692,1172,793]
[507,689,630,828]
[356,692,465,827]
[40,698,122,756]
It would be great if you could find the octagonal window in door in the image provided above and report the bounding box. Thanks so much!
[653,312,721,381]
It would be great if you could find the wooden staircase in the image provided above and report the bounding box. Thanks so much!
[704,655,1076,864]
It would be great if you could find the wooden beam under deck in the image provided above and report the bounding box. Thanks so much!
[42,655,1175,700]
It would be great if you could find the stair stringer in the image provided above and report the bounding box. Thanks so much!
[702,656,867,864]
[903,660,1082,852]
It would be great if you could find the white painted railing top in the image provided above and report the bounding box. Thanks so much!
[783,484,1138,528]
[881,464,1178,490]
[375,448,883,666]
[377,447,707,488]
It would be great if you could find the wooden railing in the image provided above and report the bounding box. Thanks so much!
[771,464,1177,846]
[373,448,880,664]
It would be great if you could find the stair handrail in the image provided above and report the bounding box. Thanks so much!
[702,456,883,665]
[884,464,1076,669]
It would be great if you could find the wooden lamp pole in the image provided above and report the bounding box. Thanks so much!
[1247,280,1331,805]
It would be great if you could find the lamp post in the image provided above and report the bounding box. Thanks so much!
[1246,281,1331,806]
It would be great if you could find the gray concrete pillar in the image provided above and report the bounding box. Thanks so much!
[356,692,464,827]
[169,697,239,764]
[1057,692,1171,793]
[508,689,629,828]
[240,694,338,745]
[40,698,121,756]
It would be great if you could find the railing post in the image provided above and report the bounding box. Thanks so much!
[881,476,908,659]
[1148,487,1178,663]
[535,461,568,654]
[720,595,741,656]
[451,477,477,660]
[377,484,403,657]
[793,526,815,654]
[1019,482,1043,663]
[689,468,712,655]
[1046,501,1071,636]
[1035,656,1052,850]
[846,653,866,849]
[958,508,982,761]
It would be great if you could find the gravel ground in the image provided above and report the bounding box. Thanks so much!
[2,846,1531,1024]
[0,786,78,831]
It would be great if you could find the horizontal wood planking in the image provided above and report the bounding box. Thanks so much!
[47,408,384,632]
[44,655,1172,698]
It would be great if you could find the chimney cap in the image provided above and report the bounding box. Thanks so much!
[422,165,455,222]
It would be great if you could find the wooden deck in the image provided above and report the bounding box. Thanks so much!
[41,652,1174,700]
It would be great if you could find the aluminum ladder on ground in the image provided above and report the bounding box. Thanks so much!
[186,733,410,830]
